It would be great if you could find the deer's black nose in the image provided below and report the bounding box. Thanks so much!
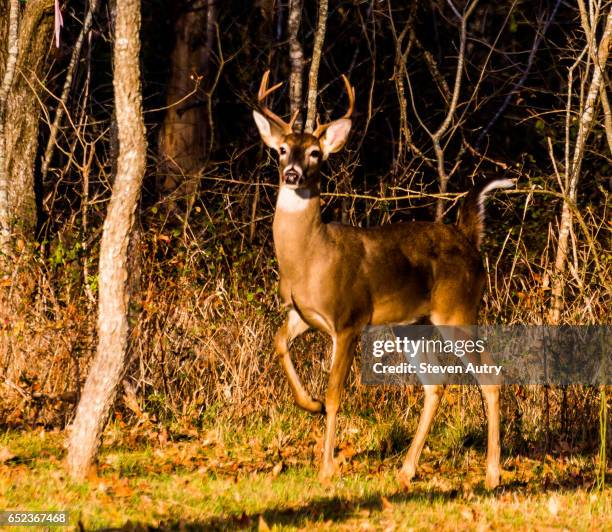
[283,169,301,185]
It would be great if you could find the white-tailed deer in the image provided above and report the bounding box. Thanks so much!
[253,70,512,489]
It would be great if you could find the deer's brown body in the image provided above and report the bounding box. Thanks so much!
[254,71,511,488]
[275,206,485,331]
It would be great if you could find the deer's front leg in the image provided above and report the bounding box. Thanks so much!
[274,310,325,414]
[481,384,501,489]
[319,331,357,481]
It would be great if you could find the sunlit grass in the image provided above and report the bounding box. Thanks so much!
[0,411,609,530]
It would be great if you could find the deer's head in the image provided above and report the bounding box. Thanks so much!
[253,70,354,191]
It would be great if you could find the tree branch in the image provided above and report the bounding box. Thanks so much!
[305,0,328,133]
[433,0,479,221]
[476,0,562,149]
[40,0,101,184]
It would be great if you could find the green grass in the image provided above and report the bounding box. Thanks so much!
[0,411,609,531]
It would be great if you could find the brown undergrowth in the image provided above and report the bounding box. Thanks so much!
[0,180,609,463]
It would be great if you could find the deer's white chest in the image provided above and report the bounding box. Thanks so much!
[276,187,310,212]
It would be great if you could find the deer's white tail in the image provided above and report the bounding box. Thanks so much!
[456,178,515,249]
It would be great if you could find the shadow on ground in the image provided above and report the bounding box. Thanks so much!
[89,487,453,531]
[86,474,604,532]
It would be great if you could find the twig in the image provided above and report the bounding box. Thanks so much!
[476,0,562,148]
[432,0,479,221]
[40,0,101,184]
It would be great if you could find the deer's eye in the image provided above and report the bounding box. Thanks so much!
[279,146,287,155]
[310,150,321,159]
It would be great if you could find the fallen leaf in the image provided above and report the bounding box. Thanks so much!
[338,444,357,462]
[420,463,434,474]
[113,479,134,498]
[258,515,271,531]
[0,447,16,463]
[272,461,283,478]
[381,496,393,510]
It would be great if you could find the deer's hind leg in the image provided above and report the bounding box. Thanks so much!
[275,309,325,414]
[398,383,445,487]
[428,294,501,490]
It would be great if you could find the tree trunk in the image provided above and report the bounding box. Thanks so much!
[0,0,20,256]
[0,0,54,254]
[288,0,304,129]
[67,0,147,480]
[158,0,215,207]
[304,0,328,133]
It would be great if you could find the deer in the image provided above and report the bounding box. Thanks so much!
[252,70,513,489]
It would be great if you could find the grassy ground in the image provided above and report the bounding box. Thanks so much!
[0,408,609,531]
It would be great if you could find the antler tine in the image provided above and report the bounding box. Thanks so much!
[313,74,355,137]
[258,70,284,101]
[340,74,355,120]
[257,70,293,134]
[288,109,299,130]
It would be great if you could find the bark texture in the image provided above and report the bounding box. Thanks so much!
[304,0,328,133]
[0,0,54,250]
[67,0,147,480]
[288,0,304,129]
[0,0,20,253]
[158,0,215,201]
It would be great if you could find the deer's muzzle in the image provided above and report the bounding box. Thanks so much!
[283,167,303,186]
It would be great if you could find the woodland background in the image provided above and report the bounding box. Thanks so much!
[0,0,609,492]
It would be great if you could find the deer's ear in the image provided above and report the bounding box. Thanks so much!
[253,110,284,151]
[319,118,351,159]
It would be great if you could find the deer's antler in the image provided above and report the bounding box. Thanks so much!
[313,74,355,138]
[258,70,298,134]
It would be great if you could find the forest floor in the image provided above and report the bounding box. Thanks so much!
[1,409,609,531]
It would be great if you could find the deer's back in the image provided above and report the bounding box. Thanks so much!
[284,220,485,332]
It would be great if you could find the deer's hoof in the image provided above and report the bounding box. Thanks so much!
[397,466,415,490]
[485,468,501,490]
[313,400,326,416]
[297,397,326,415]
[318,462,337,483]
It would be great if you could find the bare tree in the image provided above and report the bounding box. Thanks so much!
[548,2,612,324]
[67,0,147,480]
[304,0,328,133]
[430,0,479,221]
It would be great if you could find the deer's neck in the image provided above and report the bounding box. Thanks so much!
[272,186,324,278]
